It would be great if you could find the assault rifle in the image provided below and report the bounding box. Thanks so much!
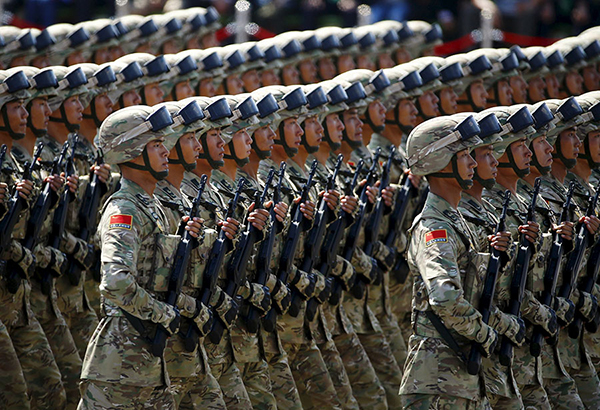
[208,172,273,344]
[245,163,286,334]
[150,175,207,357]
[467,190,511,375]
[3,143,43,293]
[262,160,318,332]
[41,136,78,296]
[499,178,540,366]
[184,178,245,351]
[530,182,575,356]
[299,154,343,321]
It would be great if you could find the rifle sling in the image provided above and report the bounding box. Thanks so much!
[424,310,467,363]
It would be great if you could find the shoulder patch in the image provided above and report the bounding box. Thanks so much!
[425,229,447,247]
[109,214,133,230]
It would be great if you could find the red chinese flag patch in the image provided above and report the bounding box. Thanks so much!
[109,214,133,230]
[425,229,447,247]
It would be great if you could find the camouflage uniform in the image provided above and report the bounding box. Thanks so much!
[0,319,30,410]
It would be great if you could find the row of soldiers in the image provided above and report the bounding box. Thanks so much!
[1,7,600,410]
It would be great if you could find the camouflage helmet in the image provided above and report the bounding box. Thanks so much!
[318,80,349,115]
[382,65,423,109]
[97,105,175,167]
[250,90,282,129]
[351,26,378,57]
[0,69,31,111]
[521,47,551,81]
[235,42,267,72]
[259,36,304,67]
[544,97,587,145]
[107,60,145,104]
[180,48,226,86]
[78,19,120,54]
[313,27,344,58]
[445,52,493,96]
[153,14,185,53]
[0,27,35,68]
[405,21,443,57]
[47,65,89,112]
[402,57,445,93]
[406,114,482,176]
[550,38,588,69]
[71,63,118,109]
[14,66,58,103]
[162,52,200,98]
[254,39,285,70]
[276,31,324,60]
[579,33,600,64]
[154,99,207,151]
[465,48,520,89]
[116,53,173,92]
[217,45,249,76]
[331,75,369,114]
[222,94,260,134]
[117,15,162,54]
[575,92,600,137]
[371,20,403,53]
[45,23,92,65]
[301,83,330,121]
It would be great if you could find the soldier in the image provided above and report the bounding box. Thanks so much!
[445,52,494,113]
[180,48,226,97]
[234,43,267,92]
[214,47,247,95]
[107,60,145,109]
[0,27,35,68]
[312,29,343,81]
[78,20,120,65]
[115,53,172,106]
[545,43,586,99]
[544,48,568,99]
[162,53,199,102]
[520,47,551,103]
[400,114,498,409]
[153,14,185,55]
[0,69,66,409]
[45,24,92,66]
[465,49,520,108]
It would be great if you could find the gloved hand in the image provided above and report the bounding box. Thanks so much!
[44,248,68,278]
[214,292,240,329]
[331,256,356,291]
[151,301,181,336]
[315,277,333,304]
[540,306,558,337]
[248,283,272,313]
[363,257,383,285]
[498,313,526,347]
[291,270,317,299]
[479,325,498,358]
[272,280,291,314]
[577,291,598,322]
[554,296,576,326]
[192,300,212,336]
[372,241,396,271]
[72,239,96,271]
[9,241,36,277]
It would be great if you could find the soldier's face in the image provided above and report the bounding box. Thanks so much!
[587,130,600,164]
[395,99,418,127]
[395,48,412,64]
[174,80,195,100]
[377,53,395,69]
[303,116,323,148]
[230,129,252,160]
[531,135,553,168]
[144,83,165,106]
[161,39,180,55]
[110,45,126,61]
[61,95,83,125]
[204,129,225,162]
[282,117,303,153]
[545,74,560,98]
[565,71,584,95]
[253,125,276,153]
[260,69,280,86]
[299,60,318,84]
[582,66,600,91]
[367,100,386,127]
[455,149,477,182]
[3,99,28,135]
[10,56,27,67]
[282,64,300,86]
[325,113,344,143]
[31,55,50,68]
[337,55,355,73]
[199,78,217,97]
[172,132,201,165]
[505,138,532,175]
[186,37,201,50]
[94,47,111,65]
[241,70,261,92]
[473,145,498,180]
[142,139,169,176]
[121,90,142,108]
[528,77,546,102]
[318,57,336,80]
[29,97,51,132]
[92,93,113,123]
[558,128,581,161]
[201,33,218,49]
[135,42,152,54]
[223,75,244,95]
[356,55,376,71]
[342,108,363,143]
[509,75,528,104]
[439,88,458,114]
[469,81,488,109]
[417,91,439,117]
[66,51,85,66]
[496,80,513,106]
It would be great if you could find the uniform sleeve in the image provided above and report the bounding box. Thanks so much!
[98,201,164,321]
[412,223,490,343]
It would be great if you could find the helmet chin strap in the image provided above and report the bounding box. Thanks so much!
[429,154,473,190]
[552,137,578,170]
[385,103,414,135]
[276,121,299,157]
[0,106,25,140]
[498,148,530,178]
[82,97,104,128]
[198,131,224,170]
[120,146,168,181]
[456,84,485,112]
[530,145,552,175]
[169,139,197,172]
[26,101,47,137]
[224,140,250,167]
[321,118,342,151]
[49,102,80,133]
[363,107,385,133]
[473,171,496,189]
[578,136,600,169]
[414,96,436,121]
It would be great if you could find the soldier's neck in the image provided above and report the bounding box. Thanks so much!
[314,146,329,166]
[550,160,568,184]
[340,142,353,163]
[120,169,157,196]
[464,182,483,203]
[496,169,519,196]
[362,124,374,146]
[270,145,288,165]
[192,161,213,179]
[429,177,462,209]
[166,164,184,191]
[381,125,403,147]
[294,147,309,170]
[523,169,542,187]
[0,132,13,151]
[571,160,591,184]
[242,153,260,181]
[221,159,238,181]
[20,131,38,155]
[47,121,69,144]
[78,119,97,144]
